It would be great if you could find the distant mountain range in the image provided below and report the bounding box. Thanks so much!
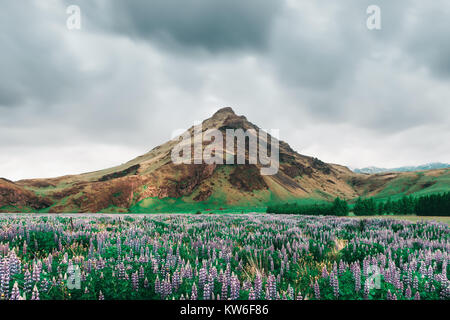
[353,163,450,174]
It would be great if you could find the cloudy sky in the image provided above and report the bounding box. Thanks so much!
[1,0,449,180]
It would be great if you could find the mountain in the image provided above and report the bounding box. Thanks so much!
[353,163,450,174]
[1,108,449,213]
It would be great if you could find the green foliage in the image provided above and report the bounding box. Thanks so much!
[416,192,450,216]
[332,197,350,217]
[353,197,377,216]
[353,193,450,216]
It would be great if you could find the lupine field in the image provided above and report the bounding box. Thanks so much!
[0,214,449,300]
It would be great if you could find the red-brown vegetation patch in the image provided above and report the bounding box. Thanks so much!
[228,165,268,192]
[0,180,52,210]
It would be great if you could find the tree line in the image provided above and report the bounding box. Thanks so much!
[267,192,450,216]
[353,193,449,216]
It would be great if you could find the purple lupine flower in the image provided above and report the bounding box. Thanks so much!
[254,274,262,300]
[203,282,210,300]
[99,291,104,300]
[139,265,144,280]
[440,280,450,299]
[118,262,125,280]
[160,277,171,299]
[9,250,21,275]
[322,266,329,278]
[221,281,228,300]
[267,274,276,300]
[199,267,207,289]
[442,260,448,279]
[405,286,412,299]
[230,276,240,300]
[225,263,231,285]
[31,285,39,300]
[332,274,339,299]
[427,266,433,279]
[10,282,21,300]
[144,277,149,289]
[364,279,370,300]
[116,236,121,257]
[40,278,49,293]
[314,280,320,300]
[208,274,214,296]
[172,271,181,290]
[1,273,10,298]
[24,269,32,294]
[265,287,271,301]
[32,262,41,282]
[191,283,197,300]
[363,259,369,277]
[243,280,252,291]
[339,260,346,275]
[419,262,426,276]
[287,285,294,300]
[248,287,255,300]
[131,271,139,291]
[413,276,419,290]
[46,254,53,273]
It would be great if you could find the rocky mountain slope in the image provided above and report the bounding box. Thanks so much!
[1,108,448,213]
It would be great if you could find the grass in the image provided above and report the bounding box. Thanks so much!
[0,205,34,213]
[129,196,268,213]
[129,193,330,214]
[373,169,450,200]
[98,205,129,213]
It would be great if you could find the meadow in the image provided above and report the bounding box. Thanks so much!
[0,214,448,300]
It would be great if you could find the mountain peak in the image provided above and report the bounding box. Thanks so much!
[5,104,447,213]
[212,107,236,118]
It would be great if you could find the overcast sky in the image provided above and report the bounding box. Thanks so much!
[1,0,449,180]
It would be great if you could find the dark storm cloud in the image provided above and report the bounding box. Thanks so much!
[268,0,407,89]
[404,3,450,79]
[0,1,153,139]
[66,0,282,52]
[264,0,449,133]
[0,0,449,180]
[0,2,90,109]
